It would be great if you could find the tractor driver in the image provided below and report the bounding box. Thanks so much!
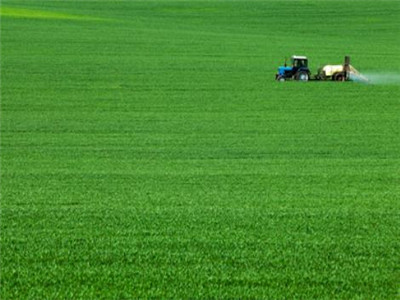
[293,59,306,68]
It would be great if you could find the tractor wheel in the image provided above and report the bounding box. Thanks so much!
[296,71,309,81]
[277,76,286,82]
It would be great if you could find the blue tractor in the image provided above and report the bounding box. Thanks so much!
[275,55,311,81]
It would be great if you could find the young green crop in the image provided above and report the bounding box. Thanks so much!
[1,0,400,298]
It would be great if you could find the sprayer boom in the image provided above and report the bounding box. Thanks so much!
[314,56,368,82]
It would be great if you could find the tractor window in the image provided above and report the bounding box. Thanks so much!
[294,59,307,67]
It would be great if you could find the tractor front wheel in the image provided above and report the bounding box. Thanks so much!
[277,76,286,82]
[296,71,309,81]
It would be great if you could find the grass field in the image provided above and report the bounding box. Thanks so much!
[1,0,400,298]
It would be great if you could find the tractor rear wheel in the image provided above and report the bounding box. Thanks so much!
[296,71,309,81]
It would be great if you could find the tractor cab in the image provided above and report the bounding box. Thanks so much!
[291,56,308,68]
[276,55,311,81]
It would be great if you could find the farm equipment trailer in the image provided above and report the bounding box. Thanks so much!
[276,55,368,82]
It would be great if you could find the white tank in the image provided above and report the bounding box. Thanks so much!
[322,65,344,77]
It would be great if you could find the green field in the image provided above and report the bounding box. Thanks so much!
[1,0,400,298]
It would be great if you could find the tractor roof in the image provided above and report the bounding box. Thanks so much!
[291,55,308,60]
